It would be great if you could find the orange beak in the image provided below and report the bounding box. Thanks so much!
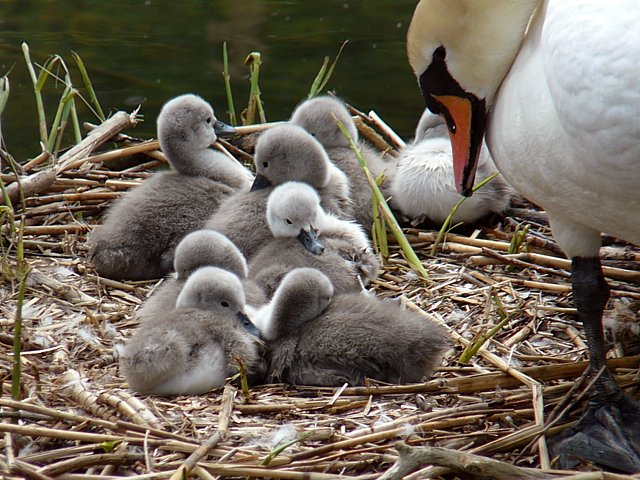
[432,94,485,197]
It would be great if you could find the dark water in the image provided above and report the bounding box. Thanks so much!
[0,0,423,162]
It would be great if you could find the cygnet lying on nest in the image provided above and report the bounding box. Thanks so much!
[248,182,378,297]
[88,94,253,280]
[390,109,513,225]
[252,268,449,386]
[137,230,266,322]
[119,266,262,396]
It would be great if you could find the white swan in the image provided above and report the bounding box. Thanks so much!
[408,0,640,471]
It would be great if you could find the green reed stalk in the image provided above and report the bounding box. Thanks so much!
[308,40,348,98]
[336,118,430,283]
[430,172,499,256]
[0,75,9,115]
[12,247,29,401]
[22,43,48,145]
[222,42,237,127]
[70,98,82,144]
[244,52,266,125]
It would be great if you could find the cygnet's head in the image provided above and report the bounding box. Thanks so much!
[290,96,358,149]
[414,108,448,143]
[266,182,324,255]
[174,230,248,280]
[157,94,236,156]
[176,266,259,337]
[250,124,331,191]
[261,268,334,340]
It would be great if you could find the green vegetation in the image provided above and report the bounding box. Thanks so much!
[336,118,430,283]
[430,172,500,256]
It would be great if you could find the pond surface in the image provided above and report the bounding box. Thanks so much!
[1,0,423,162]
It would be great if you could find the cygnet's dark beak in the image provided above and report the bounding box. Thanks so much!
[236,312,261,337]
[250,173,271,191]
[214,120,236,139]
[297,228,324,255]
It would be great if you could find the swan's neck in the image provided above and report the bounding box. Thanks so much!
[166,145,253,190]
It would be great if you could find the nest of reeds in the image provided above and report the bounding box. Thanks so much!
[2,102,640,480]
[1,44,639,480]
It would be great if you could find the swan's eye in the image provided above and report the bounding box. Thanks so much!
[206,117,212,124]
[221,301,229,308]
[262,161,269,168]
[285,219,293,225]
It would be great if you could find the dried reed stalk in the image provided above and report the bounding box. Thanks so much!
[168,385,236,480]
[379,443,555,480]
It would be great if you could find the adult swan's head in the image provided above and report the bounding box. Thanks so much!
[407,0,539,195]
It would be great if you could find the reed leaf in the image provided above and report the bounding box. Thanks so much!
[335,118,430,283]
[371,173,389,260]
[459,295,523,364]
[308,40,348,98]
[430,172,499,256]
[260,431,313,466]
[71,51,105,121]
[222,42,237,127]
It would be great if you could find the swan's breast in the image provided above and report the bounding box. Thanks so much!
[487,0,640,245]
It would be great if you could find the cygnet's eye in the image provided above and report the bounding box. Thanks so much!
[220,301,230,308]
[285,219,293,225]
[262,161,269,168]
[206,117,212,124]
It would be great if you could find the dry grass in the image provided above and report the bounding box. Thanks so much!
[1,111,639,479]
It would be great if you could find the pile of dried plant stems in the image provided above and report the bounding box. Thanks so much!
[1,109,639,480]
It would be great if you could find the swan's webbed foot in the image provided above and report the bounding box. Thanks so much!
[550,394,640,473]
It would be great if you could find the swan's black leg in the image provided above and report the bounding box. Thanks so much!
[549,257,640,473]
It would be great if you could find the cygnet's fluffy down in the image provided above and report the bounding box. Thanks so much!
[252,268,449,387]
[290,96,394,231]
[137,230,266,322]
[205,124,352,260]
[119,267,262,396]
[390,109,513,225]
[88,94,253,280]
[248,182,378,297]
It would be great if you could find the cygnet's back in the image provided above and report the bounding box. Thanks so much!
[248,182,378,297]
[88,94,252,280]
[390,109,513,225]
[138,230,266,322]
[290,96,393,231]
[119,267,262,396]
[205,124,352,260]
[256,268,449,387]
